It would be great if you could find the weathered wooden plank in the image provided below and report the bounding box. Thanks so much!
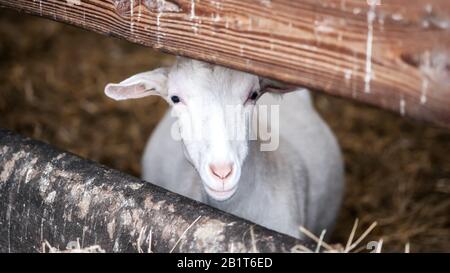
[0,0,449,127]
[0,128,307,253]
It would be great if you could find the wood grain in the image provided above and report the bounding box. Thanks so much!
[1,0,449,127]
[0,128,306,252]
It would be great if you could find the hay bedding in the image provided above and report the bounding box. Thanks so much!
[0,10,449,252]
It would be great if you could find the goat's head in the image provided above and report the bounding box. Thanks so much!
[105,57,295,201]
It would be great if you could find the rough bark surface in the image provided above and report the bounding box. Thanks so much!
[0,0,449,127]
[0,129,307,253]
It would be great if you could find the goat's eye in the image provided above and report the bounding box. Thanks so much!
[249,91,258,101]
[171,95,181,104]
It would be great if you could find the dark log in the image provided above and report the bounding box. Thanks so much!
[0,0,449,127]
[0,129,308,253]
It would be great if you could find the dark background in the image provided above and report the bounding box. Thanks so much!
[0,9,449,252]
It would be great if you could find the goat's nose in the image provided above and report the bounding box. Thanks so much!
[209,163,233,181]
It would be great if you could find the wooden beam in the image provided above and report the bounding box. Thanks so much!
[1,0,449,127]
[0,129,306,252]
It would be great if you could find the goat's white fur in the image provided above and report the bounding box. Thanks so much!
[105,57,344,239]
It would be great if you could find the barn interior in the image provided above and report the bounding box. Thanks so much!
[0,9,449,252]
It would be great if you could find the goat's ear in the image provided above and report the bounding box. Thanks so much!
[105,68,168,101]
[259,77,297,94]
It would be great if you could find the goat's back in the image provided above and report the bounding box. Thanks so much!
[258,89,344,233]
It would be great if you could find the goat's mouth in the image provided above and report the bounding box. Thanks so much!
[204,184,238,201]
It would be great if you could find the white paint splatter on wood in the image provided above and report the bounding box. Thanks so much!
[353,8,361,15]
[400,96,406,116]
[420,50,431,105]
[130,0,134,33]
[190,0,196,20]
[66,0,81,5]
[314,19,335,34]
[260,0,271,8]
[157,12,162,44]
[138,0,142,22]
[364,2,376,93]
[344,69,352,82]
[391,13,403,21]
[421,78,429,104]
[192,24,199,34]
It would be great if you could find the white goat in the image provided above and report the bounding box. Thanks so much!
[105,57,344,239]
